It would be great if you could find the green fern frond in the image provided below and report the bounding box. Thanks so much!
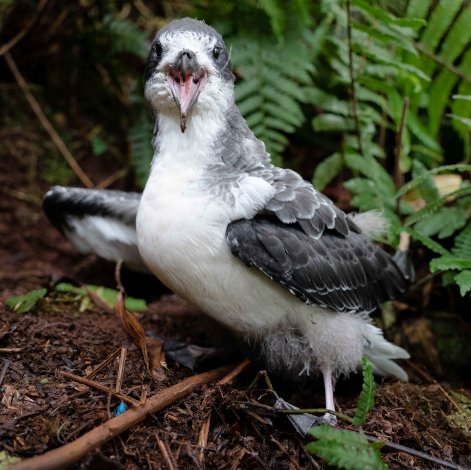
[405,0,431,18]
[353,357,376,427]
[259,0,285,40]
[231,25,328,161]
[430,257,471,272]
[404,227,450,256]
[306,426,387,470]
[102,15,147,58]
[452,224,471,259]
[454,270,471,296]
[396,164,471,197]
[313,152,343,190]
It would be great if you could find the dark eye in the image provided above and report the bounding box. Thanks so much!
[154,42,163,60]
[213,46,221,60]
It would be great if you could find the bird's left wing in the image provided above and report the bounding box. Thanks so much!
[226,217,409,314]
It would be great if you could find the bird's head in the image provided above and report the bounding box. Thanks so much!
[145,18,235,133]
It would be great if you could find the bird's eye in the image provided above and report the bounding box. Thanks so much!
[213,46,221,60]
[154,42,163,60]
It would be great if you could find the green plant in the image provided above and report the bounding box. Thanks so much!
[306,357,387,470]
[5,288,47,313]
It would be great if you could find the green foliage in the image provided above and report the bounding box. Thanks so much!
[230,21,329,162]
[5,288,47,314]
[54,282,147,312]
[353,357,376,427]
[306,427,387,470]
[306,357,385,469]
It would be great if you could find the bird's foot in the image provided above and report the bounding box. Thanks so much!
[319,412,337,426]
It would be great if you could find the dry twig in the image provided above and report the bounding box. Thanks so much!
[4,52,94,188]
[115,347,127,393]
[11,366,230,470]
[156,436,178,470]
[0,0,48,58]
[62,371,140,407]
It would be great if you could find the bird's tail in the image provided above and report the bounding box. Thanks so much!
[364,324,410,381]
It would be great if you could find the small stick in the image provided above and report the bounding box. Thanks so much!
[0,347,23,353]
[276,407,354,424]
[61,371,140,407]
[115,347,127,393]
[4,52,94,188]
[156,436,178,470]
[86,348,122,379]
[365,434,466,470]
[198,412,211,460]
[0,0,48,57]
[12,366,230,470]
[0,359,10,387]
[217,358,251,385]
[95,168,128,189]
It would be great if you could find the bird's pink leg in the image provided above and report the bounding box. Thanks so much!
[322,366,337,425]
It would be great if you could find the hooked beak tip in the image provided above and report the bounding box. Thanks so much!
[180,114,186,133]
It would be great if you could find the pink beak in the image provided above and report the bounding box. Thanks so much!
[168,63,207,132]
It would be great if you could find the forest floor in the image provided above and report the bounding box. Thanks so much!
[0,155,470,469]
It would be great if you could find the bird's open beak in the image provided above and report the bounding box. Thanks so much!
[167,50,207,132]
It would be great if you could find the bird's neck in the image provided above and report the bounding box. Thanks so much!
[149,104,243,175]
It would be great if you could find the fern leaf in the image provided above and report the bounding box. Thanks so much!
[417,0,463,75]
[406,0,431,19]
[313,113,354,132]
[405,227,450,256]
[438,6,471,68]
[454,270,471,296]
[102,15,147,58]
[353,357,376,427]
[414,206,471,239]
[430,257,471,272]
[396,164,471,197]
[313,152,343,191]
[452,224,471,258]
[306,426,387,470]
[259,0,285,40]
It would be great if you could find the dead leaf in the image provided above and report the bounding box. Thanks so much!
[147,337,167,381]
[115,291,150,372]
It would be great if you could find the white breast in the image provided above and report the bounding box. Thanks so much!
[135,113,287,332]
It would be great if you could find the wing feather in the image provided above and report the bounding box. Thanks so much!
[226,218,409,314]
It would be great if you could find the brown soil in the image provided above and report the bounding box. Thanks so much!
[1,153,470,469]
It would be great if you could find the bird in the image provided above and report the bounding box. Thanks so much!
[44,17,412,422]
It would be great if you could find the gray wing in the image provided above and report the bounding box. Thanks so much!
[226,218,410,314]
[260,167,353,238]
[43,186,148,272]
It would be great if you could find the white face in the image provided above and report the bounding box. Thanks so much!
[144,28,234,132]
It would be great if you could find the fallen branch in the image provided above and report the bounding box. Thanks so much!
[4,52,94,188]
[10,366,230,470]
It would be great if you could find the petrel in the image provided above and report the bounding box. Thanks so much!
[44,18,412,421]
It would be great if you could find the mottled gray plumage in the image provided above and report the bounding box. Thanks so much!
[227,217,409,315]
[210,105,353,238]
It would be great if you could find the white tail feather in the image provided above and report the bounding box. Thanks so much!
[364,324,410,381]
